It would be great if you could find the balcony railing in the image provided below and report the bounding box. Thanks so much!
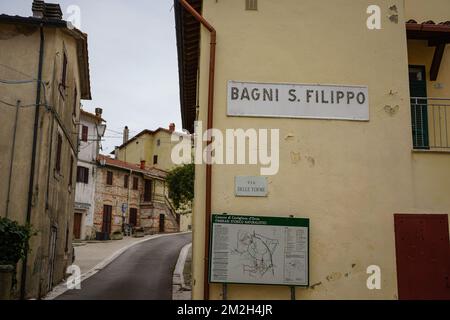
[410,97,450,150]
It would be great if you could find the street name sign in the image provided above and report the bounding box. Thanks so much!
[209,214,309,286]
[227,80,369,121]
[235,176,268,197]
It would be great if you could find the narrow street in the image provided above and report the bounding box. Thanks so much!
[56,233,192,300]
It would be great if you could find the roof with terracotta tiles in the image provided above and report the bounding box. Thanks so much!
[97,154,168,179]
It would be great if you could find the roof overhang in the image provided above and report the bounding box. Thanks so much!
[406,21,450,81]
[0,14,91,99]
[174,0,202,134]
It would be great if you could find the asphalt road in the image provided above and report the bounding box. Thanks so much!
[56,233,192,300]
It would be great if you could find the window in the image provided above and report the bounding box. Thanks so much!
[61,52,68,89]
[81,125,88,142]
[157,139,161,146]
[132,177,138,190]
[124,175,129,188]
[245,0,258,10]
[69,155,74,186]
[55,133,62,173]
[144,179,152,202]
[73,86,78,116]
[153,155,158,165]
[77,166,89,184]
[106,171,113,185]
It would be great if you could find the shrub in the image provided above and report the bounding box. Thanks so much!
[0,217,35,266]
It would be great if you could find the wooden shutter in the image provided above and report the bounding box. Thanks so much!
[133,177,138,190]
[124,175,129,188]
[106,171,113,185]
[55,134,62,172]
[81,125,88,142]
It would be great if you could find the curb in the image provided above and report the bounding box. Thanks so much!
[172,242,192,300]
[44,231,192,300]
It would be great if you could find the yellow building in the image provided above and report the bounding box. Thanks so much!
[0,1,91,299]
[175,0,450,299]
[114,124,188,172]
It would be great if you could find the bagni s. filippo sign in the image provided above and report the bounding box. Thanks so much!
[227,80,369,121]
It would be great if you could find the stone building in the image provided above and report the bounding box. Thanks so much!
[73,108,106,240]
[94,155,179,239]
[113,124,193,231]
[0,1,91,298]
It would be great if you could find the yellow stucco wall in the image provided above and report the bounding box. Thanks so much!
[116,130,181,172]
[0,24,84,298]
[191,0,450,300]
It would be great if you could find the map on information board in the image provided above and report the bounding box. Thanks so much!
[209,214,309,286]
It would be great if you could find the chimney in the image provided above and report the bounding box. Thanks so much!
[95,107,103,117]
[140,160,146,170]
[32,0,45,18]
[169,123,175,132]
[32,1,63,20]
[123,126,129,144]
[114,146,119,159]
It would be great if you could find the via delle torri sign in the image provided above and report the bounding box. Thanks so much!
[209,214,310,287]
[227,80,369,121]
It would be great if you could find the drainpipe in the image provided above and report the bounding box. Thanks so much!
[21,24,45,300]
[178,0,216,300]
[6,100,21,218]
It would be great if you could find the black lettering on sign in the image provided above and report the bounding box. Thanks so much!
[347,91,355,104]
[336,91,345,103]
[357,92,366,104]
[288,89,297,102]
[241,87,250,100]
[306,90,313,103]
[231,87,239,100]
[251,88,260,100]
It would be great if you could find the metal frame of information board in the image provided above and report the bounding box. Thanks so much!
[208,213,310,288]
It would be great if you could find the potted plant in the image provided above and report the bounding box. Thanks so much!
[133,227,145,238]
[111,230,123,240]
[0,217,35,300]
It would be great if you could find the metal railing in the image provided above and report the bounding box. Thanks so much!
[410,97,450,150]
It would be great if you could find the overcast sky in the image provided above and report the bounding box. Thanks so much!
[0,0,181,154]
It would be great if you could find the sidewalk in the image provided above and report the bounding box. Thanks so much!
[73,236,155,274]
[172,242,192,300]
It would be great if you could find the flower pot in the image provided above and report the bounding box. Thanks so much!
[0,265,14,300]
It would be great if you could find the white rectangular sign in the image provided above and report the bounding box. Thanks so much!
[235,176,268,197]
[210,215,309,286]
[227,80,369,121]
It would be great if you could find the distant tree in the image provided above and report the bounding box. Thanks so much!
[166,163,194,210]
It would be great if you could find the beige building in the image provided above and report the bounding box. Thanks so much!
[94,155,179,238]
[0,1,91,299]
[175,0,450,299]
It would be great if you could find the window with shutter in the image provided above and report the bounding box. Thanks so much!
[55,134,62,173]
[133,177,138,190]
[81,126,88,142]
[106,171,113,185]
[124,175,129,188]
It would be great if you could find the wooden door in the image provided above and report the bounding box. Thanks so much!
[394,214,450,300]
[159,214,165,233]
[73,212,82,239]
[102,205,112,236]
[129,208,137,227]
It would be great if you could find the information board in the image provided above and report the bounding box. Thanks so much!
[210,214,309,286]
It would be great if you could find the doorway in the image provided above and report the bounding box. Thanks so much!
[394,214,450,299]
[159,214,165,233]
[73,212,82,239]
[102,205,112,237]
[47,226,57,292]
[129,208,137,227]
